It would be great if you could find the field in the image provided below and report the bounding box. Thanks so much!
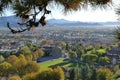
[39,58,76,70]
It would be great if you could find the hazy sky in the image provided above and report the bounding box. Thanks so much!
[4,0,120,22]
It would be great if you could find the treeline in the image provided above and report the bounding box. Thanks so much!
[0,54,64,80]
[0,41,65,80]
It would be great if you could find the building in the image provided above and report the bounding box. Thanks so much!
[41,45,62,58]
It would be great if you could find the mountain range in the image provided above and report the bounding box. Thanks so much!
[0,16,120,29]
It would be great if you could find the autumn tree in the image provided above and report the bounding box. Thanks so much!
[35,67,65,80]
[97,68,113,80]
[22,73,36,80]
[26,41,38,52]
[0,62,13,78]
[6,55,18,66]
[24,61,40,74]
[33,49,44,61]
[14,54,27,77]
[0,0,112,33]
[25,42,44,60]
[13,54,40,77]
[18,42,44,61]
[19,46,31,55]
[9,75,21,80]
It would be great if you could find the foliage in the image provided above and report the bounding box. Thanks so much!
[13,54,39,77]
[68,64,98,80]
[23,66,64,80]
[35,66,64,80]
[24,61,40,74]
[82,53,98,64]
[19,46,31,55]
[86,45,94,51]
[25,54,33,61]
[14,55,27,77]
[60,41,66,50]
[97,68,113,80]
[18,42,44,61]
[9,75,21,80]
[0,61,13,77]
[76,45,85,58]
[98,57,110,66]
[0,55,5,63]
[69,45,77,51]
[22,73,36,80]
[69,50,77,59]
[79,64,93,80]
[33,49,44,61]
[6,55,18,66]
[0,43,118,80]
[96,49,106,56]
[26,41,38,51]
[0,54,40,79]
[90,69,97,80]
[113,65,120,72]
[69,68,76,80]
[112,70,120,80]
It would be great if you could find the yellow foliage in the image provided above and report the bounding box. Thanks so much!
[22,73,36,80]
[9,75,21,80]
[29,66,65,80]
[97,68,113,80]
[7,55,18,66]
[87,45,94,50]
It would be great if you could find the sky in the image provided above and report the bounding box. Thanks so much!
[4,0,120,22]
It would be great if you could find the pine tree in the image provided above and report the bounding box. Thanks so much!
[0,0,112,33]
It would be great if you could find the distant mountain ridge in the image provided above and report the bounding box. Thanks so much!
[47,18,120,26]
[47,18,102,26]
[0,16,120,29]
[0,16,21,28]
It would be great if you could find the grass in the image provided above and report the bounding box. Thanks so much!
[39,59,76,70]
[39,59,64,70]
